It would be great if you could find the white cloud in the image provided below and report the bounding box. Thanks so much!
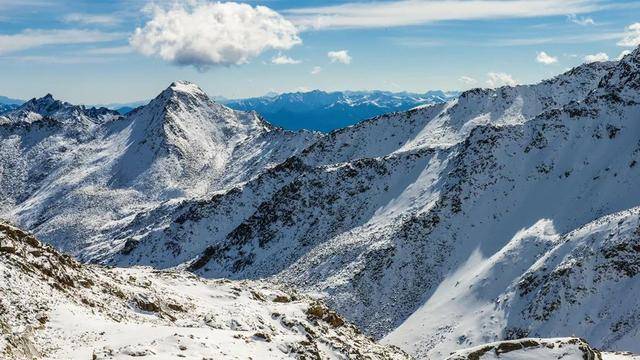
[311,66,322,75]
[130,2,301,69]
[286,0,600,30]
[271,54,301,64]
[583,52,609,63]
[0,29,123,55]
[618,23,640,47]
[63,13,121,26]
[486,32,625,46]
[486,72,517,88]
[617,49,632,61]
[567,14,595,26]
[327,50,352,64]
[536,51,558,64]
[459,76,477,85]
[83,46,132,55]
[2,55,115,64]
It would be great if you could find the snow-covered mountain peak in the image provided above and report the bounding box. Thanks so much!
[129,81,269,148]
[0,93,120,127]
[155,80,211,106]
[590,45,640,104]
[168,80,207,95]
[104,81,276,194]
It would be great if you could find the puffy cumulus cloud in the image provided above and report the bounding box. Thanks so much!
[486,72,517,88]
[311,66,322,75]
[327,50,352,64]
[618,23,640,47]
[536,51,558,64]
[271,54,301,64]
[130,1,301,70]
[458,76,477,85]
[583,52,609,63]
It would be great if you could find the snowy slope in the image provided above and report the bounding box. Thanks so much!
[0,81,318,259]
[0,220,410,359]
[109,58,616,270]
[108,48,640,358]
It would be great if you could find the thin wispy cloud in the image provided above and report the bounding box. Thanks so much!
[391,31,626,49]
[387,37,444,48]
[84,46,133,55]
[536,51,558,64]
[131,2,301,70]
[311,66,322,75]
[63,13,121,26]
[286,0,601,30]
[0,29,124,55]
[567,14,595,26]
[2,54,116,64]
[0,0,53,8]
[488,32,625,46]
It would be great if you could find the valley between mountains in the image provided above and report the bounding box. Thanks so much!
[2,47,640,359]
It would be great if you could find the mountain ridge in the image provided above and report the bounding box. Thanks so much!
[106,48,640,357]
[1,48,640,359]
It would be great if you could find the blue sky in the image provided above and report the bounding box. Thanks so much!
[0,0,639,104]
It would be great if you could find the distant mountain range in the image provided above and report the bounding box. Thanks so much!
[0,95,23,113]
[223,90,459,132]
[0,103,19,113]
[0,95,23,105]
[0,90,459,132]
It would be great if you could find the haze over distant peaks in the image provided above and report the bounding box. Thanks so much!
[224,89,459,131]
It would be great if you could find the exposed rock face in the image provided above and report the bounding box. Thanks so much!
[446,338,603,360]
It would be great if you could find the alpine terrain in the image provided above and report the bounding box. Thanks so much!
[2,46,640,359]
[0,220,409,359]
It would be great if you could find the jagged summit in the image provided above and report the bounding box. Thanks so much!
[152,80,211,106]
[124,80,269,151]
[168,80,207,95]
[1,93,120,126]
[590,45,640,103]
[0,79,318,258]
